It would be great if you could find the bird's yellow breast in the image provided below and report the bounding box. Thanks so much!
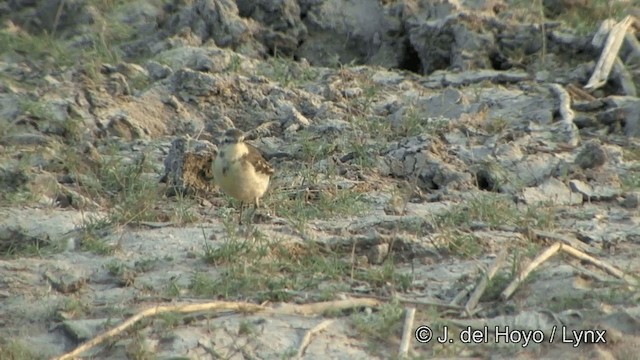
[213,143,270,202]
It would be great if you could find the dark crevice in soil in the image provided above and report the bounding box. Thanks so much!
[398,38,423,74]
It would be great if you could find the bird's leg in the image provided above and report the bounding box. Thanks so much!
[238,201,244,225]
[249,198,259,224]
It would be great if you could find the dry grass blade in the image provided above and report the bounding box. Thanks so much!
[501,242,562,300]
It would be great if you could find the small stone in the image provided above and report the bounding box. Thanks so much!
[108,73,131,96]
[146,60,173,80]
[343,87,362,98]
[0,133,53,146]
[590,186,621,202]
[569,179,592,200]
[116,62,148,78]
[44,269,87,294]
[575,140,607,169]
[522,177,582,205]
[367,243,389,265]
[621,192,640,209]
[371,70,404,85]
[356,255,369,267]
[384,194,407,215]
[61,319,109,342]
[43,75,60,86]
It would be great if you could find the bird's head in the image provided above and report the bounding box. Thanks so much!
[221,128,245,145]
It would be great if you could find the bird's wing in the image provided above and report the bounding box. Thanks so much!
[243,143,275,176]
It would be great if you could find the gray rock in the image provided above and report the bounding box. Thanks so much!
[112,0,164,30]
[474,163,511,192]
[569,179,593,201]
[237,0,308,56]
[573,115,598,129]
[154,46,233,73]
[450,21,495,71]
[511,153,561,188]
[297,0,401,68]
[0,133,53,146]
[32,0,99,33]
[621,192,640,209]
[380,135,473,191]
[521,177,582,205]
[161,137,216,195]
[471,86,553,127]
[116,62,149,79]
[575,140,607,169]
[172,68,223,98]
[274,99,310,129]
[624,102,640,137]
[602,144,624,164]
[43,269,87,294]
[590,186,621,202]
[596,107,625,126]
[602,96,640,136]
[60,319,109,342]
[371,70,404,86]
[423,88,468,119]
[106,114,146,140]
[145,60,173,81]
[107,73,131,96]
[343,87,362,98]
[0,225,51,254]
[161,0,265,58]
[0,94,21,120]
[543,0,588,18]
[367,243,389,265]
[573,99,606,112]
[604,95,640,108]
[423,69,530,88]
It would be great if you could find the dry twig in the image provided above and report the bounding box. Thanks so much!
[549,84,574,124]
[296,319,335,359]
[346,293,464,311]
[549,83,579,147]
[54,301,264,360]
[560,245,638,287]
[464,248,509,316]
[450,282,476,306]
[54,298,382,360]
[501,242,562,300]
[531,229,598,255]
[398,307,416,359]
[585,16,636,90]
[500,241,638,301]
